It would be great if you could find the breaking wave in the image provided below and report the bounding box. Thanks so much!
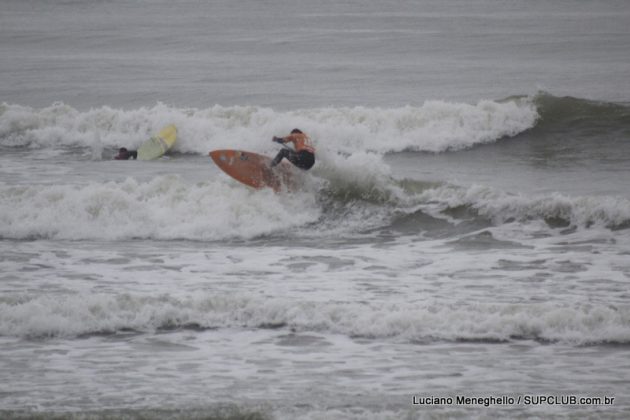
[2,292,629,345]
[1,174,629,241]
[0,95,539,155]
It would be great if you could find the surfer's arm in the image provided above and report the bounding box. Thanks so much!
[274,134,301,147]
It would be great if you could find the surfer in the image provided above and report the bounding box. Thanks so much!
[114,147,138,160]
[270,129,315,170]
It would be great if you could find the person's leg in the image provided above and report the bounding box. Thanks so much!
[271,148,298,167]
[270,149,286,167]
[294,151,315,169]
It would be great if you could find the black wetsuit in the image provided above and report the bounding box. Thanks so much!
[271,149,315,170]
[115,150,138,160]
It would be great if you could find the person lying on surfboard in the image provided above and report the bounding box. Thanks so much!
[114,147,138,160]
[270,128,315,170]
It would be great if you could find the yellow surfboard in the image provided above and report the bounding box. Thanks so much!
[138,124,177,160]
[209,149,295,192]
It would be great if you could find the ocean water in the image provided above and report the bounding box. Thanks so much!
[1,1,630,419]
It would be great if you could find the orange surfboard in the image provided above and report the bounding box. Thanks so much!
[209,149,295,192]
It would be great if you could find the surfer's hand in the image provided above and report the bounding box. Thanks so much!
[273,137,283,143]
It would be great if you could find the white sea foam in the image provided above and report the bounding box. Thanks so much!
[0,97,538,155]
[0,176,319,240]
[2,174,629,241]
[1,292,628,344]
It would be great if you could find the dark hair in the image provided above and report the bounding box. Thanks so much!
[119,147,128,153]
[291,128,302,134]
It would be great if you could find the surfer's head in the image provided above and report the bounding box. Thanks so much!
[115,147,129,160]
[291,128,302,134]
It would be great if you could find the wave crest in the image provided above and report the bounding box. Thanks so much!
[416,183,630,230]
[0,97,539,155]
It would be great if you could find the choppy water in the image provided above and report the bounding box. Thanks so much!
[1,1,630,419]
